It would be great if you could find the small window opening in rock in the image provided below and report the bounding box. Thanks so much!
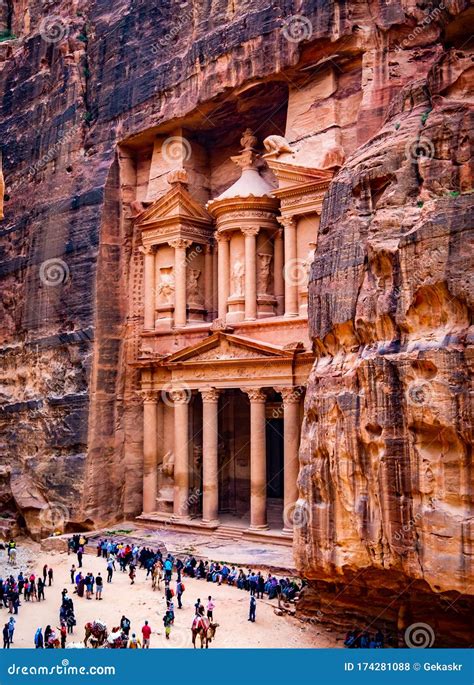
[66,165,73,173]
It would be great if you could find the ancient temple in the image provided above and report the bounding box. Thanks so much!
[132,122,335,543]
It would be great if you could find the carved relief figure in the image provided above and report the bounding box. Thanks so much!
[187,268,203,304]
[231,260,245,296]
[157,266,175,303]
[257,253,272,294]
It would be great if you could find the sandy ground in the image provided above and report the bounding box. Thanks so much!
[0,540,340,649]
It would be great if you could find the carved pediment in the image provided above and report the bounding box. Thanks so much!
[163,332,295,365]
[135,184,212,230]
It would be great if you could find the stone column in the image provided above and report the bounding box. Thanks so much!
[170,389,190,518]
[243,388,268,530]
[279,216,298,317]
[277,386,303,532]
[169,239,191,328]
[217,233,230,321]
[204,243,213,321]
[273,229,284,316]
[243,226,259,320]
[142,390,158,513]
[200,387,220,525]
[142,245,156,329]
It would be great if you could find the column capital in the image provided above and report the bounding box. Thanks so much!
[169,238,192,250]
[242,225,260,237]
[242,387,266,403]
[275,386,304,404]
[170,388,191,404]
[278,216,296,230]
[199,387,220,403]
[204,242,214,254]
[140,389,158,403]
[141,244,156,255]
[215,232,230,243]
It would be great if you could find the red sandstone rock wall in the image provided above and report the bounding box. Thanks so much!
[297,10,473,645]
[0,0,472,644]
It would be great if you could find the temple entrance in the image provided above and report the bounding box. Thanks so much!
[266,417,284,528]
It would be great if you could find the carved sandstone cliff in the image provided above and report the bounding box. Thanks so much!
[296,55,473,646]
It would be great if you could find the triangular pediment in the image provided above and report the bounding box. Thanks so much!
[164,332,294,365]
[135,185,212,228]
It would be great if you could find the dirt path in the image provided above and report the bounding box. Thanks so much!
[1,541,341,649]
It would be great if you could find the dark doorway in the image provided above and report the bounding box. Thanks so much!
[266,418,284,497]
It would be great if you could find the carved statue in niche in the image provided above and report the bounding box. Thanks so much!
[257,253,272,294]
[304,242,317,282]
[187,268,203,304]
[157,266,175,304]
[161,450,174,478]
[231,259,245,297]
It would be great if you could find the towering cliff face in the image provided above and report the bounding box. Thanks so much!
[297,28,473,646]
[0,0,472,642]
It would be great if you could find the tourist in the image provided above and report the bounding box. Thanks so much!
[34,627,44,648]
[120,615,131,637]
[129,564,136,585]
[207,596,215,620]
[95,573,103,599]
[107,558,114,583]
[42,565,48,584]
[176,578,184,608]
[164,555,173,581]
[37,577,45,601]
[257,572,265,598]
[3,623,10,648]
[248,595,256,622]
[70,564,76,584]
[128,632,141,648]
[48,567,53,586]
[77,547,83,568]
[7,617,15,644]
[374,629,384,648]
[57,622,67,648]
[44,625,52,647]
[141,620,151,648]
[163,611,172,640]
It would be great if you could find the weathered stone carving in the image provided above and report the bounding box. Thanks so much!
[263,135,293,156]
[157,267,175,303]
[187,268,202,304]
[257,253,272,294]
[231,259,245,296]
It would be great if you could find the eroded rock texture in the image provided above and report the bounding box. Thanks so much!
[0,0,472,644]
[298,48,473,646]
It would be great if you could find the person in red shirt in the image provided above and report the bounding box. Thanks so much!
[141,621,151,648]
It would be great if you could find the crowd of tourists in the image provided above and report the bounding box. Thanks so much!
[1,535,326,648]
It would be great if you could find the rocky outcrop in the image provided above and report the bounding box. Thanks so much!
[297,31,473,646]
[0,0,472,644]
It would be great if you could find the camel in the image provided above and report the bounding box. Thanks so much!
[191,616,219,649]
[151,564,162,591]
[84,621,108,648]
